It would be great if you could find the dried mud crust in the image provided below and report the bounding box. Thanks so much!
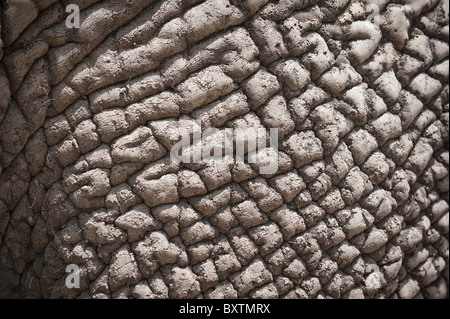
[0,0,448,299]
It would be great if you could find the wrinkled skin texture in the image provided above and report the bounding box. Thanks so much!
[0,0,449,299]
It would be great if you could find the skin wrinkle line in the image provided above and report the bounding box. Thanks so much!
[88,27,257,114]
[48,0,248,111]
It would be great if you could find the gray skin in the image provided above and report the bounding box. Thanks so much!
[0,0,448,299]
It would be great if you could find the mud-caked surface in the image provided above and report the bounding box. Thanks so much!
[0,0,448,299]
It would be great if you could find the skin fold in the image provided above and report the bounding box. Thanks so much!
[0,0,448,299]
